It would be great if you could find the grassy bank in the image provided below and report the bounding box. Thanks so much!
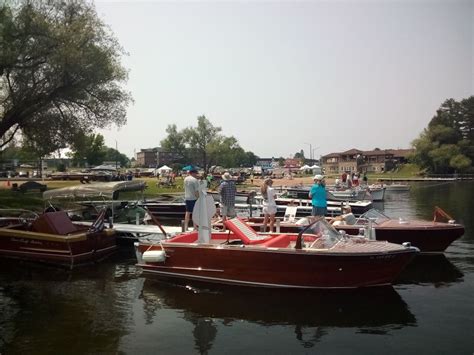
[0,177,185,211]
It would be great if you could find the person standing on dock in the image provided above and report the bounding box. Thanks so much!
[309,174,327,217]
[184,168,200,230]
[218,172,236,229]
[261,178,277,232]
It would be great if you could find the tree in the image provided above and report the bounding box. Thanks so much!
[160,115,259,169]
[103,147,130,168]
[182,115,222,172]
[294,150,305,162]
[160,124,187,163]
[412,97,474,173]
[69,132,106,167]
[0,140,31,162]
[0,1,131,153]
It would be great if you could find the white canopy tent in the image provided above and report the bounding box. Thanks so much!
[299,165,310,170]
[310,165,322,174]
[157,165,172,173]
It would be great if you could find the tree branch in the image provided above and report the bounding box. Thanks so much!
[0,124,21,149]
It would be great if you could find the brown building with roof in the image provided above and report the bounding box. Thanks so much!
[321,148,413,175]
[135,147,181,168]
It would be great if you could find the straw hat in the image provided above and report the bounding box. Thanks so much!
[222,172,232,180]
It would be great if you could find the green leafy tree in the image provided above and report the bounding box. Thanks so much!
[182,115,222,172]
[160,115,259,170]
[160,124,188,163]
[412,97,474,173]
[69,133,106,167]
[294,150,305,160]
[242,151,259,167]
[0,0,131,153]
[103,147,130,168]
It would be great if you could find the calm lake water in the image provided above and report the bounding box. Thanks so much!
[1,181,474,354]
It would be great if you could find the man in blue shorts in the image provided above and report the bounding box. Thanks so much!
[184,169,199,230]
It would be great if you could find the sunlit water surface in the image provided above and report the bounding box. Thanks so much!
[1,181,473,354]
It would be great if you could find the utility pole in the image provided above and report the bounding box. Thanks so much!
[115,140,118,169]
[304,143,312,161]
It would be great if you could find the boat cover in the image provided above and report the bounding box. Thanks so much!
[43,181,146,200]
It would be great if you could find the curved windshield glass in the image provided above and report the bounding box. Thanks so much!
[301,218,342,249]
[359,209,389,225]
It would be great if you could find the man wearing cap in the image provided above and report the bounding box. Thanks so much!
[309,174,327,217]
[184,169,200,230]
[218,172,236,228]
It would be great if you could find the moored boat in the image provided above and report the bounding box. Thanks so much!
[238,207,464,254]
[333,208,464,254]
[135,217,418,289]
[0,209,116,268]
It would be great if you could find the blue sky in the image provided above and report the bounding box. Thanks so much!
[95,0,473,159]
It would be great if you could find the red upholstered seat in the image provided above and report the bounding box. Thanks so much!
[261,234,291,248]
[168,231,198,243]
[224,218,271,245]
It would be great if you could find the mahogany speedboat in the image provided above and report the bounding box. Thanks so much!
[0,209,116,268]
[135,217,418,289]
[333,208,464,254]
[240,207,464,254]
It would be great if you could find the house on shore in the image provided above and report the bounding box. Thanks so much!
[321,148,413,175]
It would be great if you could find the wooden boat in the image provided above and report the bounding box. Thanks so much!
[208,190,256,204]
[0,209,116,268]
[333,208,464,254]
[261,196,373,217]
[237,207,464,254]
[135,217,418,289]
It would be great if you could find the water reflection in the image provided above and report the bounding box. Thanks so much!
[410,181,474,236]
[396,255,464,287]
[139,280,416,351]
[0,252,140,355]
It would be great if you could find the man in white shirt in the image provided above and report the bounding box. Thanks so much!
[184,169,199,230]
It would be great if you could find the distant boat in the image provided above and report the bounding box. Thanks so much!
[285,185,385,202]
[385,183,411,192]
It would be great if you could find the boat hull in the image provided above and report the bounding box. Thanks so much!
[136,243,416,289]
[0,228,117,267]
[335,223,464,253]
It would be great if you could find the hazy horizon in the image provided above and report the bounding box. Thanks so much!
[95,0,473,160]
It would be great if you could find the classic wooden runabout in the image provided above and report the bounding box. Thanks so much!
[0,210,116,268]
[135,218,418,289]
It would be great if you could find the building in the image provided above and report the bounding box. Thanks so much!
[135,147,181,168]
[321,148,413,175]
[255,158,275,169]
[284,158,302,169]
[136,148,157,167]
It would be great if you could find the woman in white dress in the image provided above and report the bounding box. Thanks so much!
[261,178,277,232]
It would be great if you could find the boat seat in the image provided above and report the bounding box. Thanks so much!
[224,218,270,245]
[168,231,198,243]
[31,211,77,235]
[261,234,291,248]
[283,206,297,223]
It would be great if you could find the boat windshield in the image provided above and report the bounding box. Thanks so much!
[359,209,389,224]
[301,218,342,249]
